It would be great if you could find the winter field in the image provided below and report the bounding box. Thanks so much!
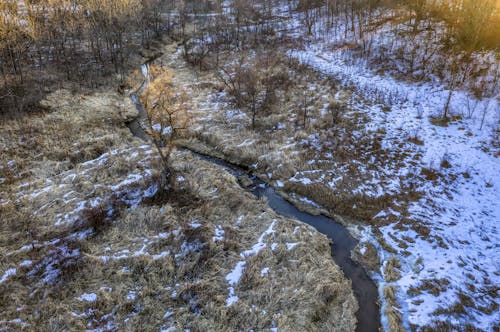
[172,3,499,330]
[1,0,499,331]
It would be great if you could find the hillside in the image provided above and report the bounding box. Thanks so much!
[1,1,499,331]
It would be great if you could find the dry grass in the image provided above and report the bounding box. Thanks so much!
[169,44,424,231]
[352,242,381,272]
[382,285,405,332]
[0,88,139,186]
[407,278,450,297]
[0,76,358,330]
[0,151,358,331]
[384,257,402,283]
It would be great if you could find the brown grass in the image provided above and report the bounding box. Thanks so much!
[384,257,402,282]
[0,89,139,186]
[0,77,358,331]
[407,278,450,297]
[352,242,381,271]
[383,285,405,332]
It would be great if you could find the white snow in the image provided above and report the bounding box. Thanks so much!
[152,250,171,260]
[226,261,246,286]
[77,293,97,302]
[0,268,17,285]
[212,225,225,242]
[298,196,321,209]
[19,260,33,267]
[126,291,136,301]
[189,221,202,229]
[284,9,500,330]
[163,310,174,320]
[225,221,277,306]
[226,286,239,307]
[237,139,255,147]
[235,215,244,226]
[152,123,173,135]
[241,221,275,257]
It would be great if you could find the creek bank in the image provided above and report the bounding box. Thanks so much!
[127,53,380,332]
[177,139,381,332]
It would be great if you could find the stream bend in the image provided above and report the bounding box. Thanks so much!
[127,62,381,332]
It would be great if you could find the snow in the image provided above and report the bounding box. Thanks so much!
[0,319,27,328]
[241,221,275,257]
[298,196,321,209]
[285,10,500,330]
[28,243,80,286]
[225,221,277,306]
[0,268,17,285]
[226,286,239,307]
[212,225,225,242]
[152,123,173,135]
[126,291,136,302]
[19,260,33,267]
[160,328,176,332]
[12,146,159,228]
[152,250,171,260]
[226,261,246,286]
[163,310,174,320]
[237,139,255,147]
[235,215,244,226]
[290,176,312,185]
[189,221,202,229]
[109,173,144,192]
[260,267,270,276]
[77,293,98,302]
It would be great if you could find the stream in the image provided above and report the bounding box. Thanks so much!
[127,62,380,332]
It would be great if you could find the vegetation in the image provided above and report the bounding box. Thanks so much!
[1,0,498,116]
[140,65,190,188]
[0,0,175,115]
[1,1,499,331]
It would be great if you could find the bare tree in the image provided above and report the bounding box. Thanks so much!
[140,65,190,188]
[217,52,291,129]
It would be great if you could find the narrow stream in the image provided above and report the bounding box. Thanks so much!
[187,152,380,332]
[127,62,380,332]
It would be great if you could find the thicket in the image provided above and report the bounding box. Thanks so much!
[2,0,498,116]
[0,0,183,115]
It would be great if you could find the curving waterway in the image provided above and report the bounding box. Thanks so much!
[127,61,380,332]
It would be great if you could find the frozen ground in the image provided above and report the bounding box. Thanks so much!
[285,13,500,331]
[172,2,500,329]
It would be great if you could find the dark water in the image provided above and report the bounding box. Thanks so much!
[127,63,380,332]
[189,152,380,332]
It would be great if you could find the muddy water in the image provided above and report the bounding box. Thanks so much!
[127,63,380,332]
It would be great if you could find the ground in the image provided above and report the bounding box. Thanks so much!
[1,3,499,330]
[154,14,499,330]
[0,73,357,331]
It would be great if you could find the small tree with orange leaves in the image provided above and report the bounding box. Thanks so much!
[140,65,190,189]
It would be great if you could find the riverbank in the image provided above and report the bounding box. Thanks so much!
[146,34,499,331]
[0,41,359,331]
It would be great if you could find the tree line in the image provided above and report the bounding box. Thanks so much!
[1,0,498,115]
[0,0,185,115]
